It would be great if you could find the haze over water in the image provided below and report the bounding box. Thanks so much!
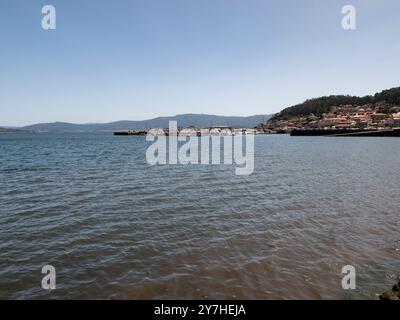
[0,133,399,299]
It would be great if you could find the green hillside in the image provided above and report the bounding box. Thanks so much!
[272,87,400,120]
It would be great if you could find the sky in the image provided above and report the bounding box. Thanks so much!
[1,0,400,126]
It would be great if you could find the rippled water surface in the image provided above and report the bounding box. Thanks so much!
[0,133,399,299]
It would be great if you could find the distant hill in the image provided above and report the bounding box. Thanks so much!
[21,114,272,132]
[272,87,400,120]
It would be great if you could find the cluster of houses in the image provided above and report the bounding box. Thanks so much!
[267,105,400,131]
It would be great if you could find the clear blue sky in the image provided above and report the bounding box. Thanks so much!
[1,0,400,126]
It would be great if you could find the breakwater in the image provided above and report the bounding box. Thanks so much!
[291,128,400,137]
[114,130,147,136]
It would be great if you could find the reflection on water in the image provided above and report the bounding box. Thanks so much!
[0,133,399,299]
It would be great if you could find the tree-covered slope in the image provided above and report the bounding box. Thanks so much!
[272,87,400,120]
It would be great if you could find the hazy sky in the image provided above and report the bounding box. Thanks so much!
[1,0,400,126]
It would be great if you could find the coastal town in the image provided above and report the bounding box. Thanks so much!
[115,104,400,137]
[266,104,400,132]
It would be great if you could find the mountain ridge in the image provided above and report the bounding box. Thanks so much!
[20,113,272,132]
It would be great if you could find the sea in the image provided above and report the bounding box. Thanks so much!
[0,132,399,299]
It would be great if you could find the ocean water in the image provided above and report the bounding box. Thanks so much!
[0,133,399,299]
